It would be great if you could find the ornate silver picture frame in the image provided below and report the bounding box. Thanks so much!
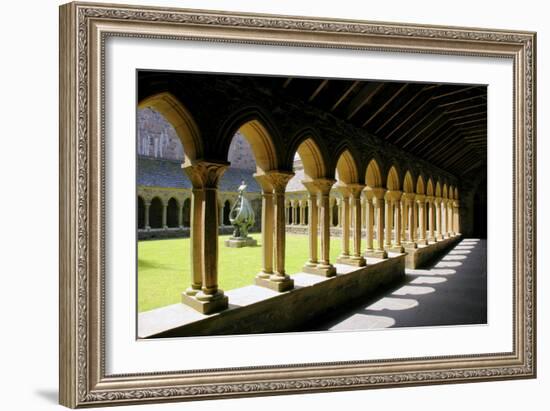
[59,1,536,407]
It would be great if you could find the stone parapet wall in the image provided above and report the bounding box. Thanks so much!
[139,255,405,338]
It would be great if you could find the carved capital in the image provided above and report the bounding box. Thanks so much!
[182,160,229,189]
[263,170,294,194]
[415,194,426,203]
[310,178,337,196]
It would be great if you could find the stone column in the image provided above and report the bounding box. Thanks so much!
[254,175,274,281]
[303,178,336,276]
[300,201,306,226]
[454,201,461,234]
[399,201,407,242]
[349,185,366,265]
[303,183,319,270]
[384,193,393,249]
[266,171,295,291]
[435,198,443,240]
[181,161,229,314]
[416,195,427,245]
[404,194,417,248]
[178,201,184,228]
[144,200,151,230]
[391,193,404,252]
[427,197,435,242]
[336,187,351,262]
[364,195,374,253]
[365,188,387,259]
[161,202,168,229]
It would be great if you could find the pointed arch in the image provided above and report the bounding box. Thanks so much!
[386,166,400,191]
[426,178,434,196]
[335,149,359,184]
[138,92,202,162]
[449,185,455,200]
[295,137,327,180]
[366,159,383,188]
[403,170,414,193]
[442,183,448,199]
[416,175,426,195]
[454,187,459,200]
[435,181,442,197]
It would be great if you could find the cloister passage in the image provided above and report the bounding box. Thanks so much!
[306,238,487,331]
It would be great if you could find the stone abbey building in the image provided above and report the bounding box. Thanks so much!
[137,71,487,337]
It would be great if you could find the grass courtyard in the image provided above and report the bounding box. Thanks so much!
[138,233,346,313]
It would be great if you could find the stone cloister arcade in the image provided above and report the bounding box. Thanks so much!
[137,72,482,321]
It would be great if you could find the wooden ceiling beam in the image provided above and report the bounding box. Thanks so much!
[383,95,434,140]
[330,80,360,112]
[346,83,384,120]
[446,102,487,114]
[283,77,293,88]
[431,85,479,100]
[439,94,485,107]
[308,79,329,102]
[375,86,429,134]
[362,83,408,128]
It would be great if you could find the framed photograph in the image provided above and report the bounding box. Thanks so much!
[59,1,536,407]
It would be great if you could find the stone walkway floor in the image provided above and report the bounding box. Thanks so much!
[306,238,487,331]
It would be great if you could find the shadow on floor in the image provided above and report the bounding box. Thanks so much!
[304,238,487,332]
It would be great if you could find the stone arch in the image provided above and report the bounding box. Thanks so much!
[166,197,179,228]
[403,170,414,193]
[449,185,455,200]
[294,136,328,180]
[454,187,459,200]
[335,149,359,185]
[426,178,434,196]
[416,175,426,195]
[386,166,400,191]
[137,196,145,229]
[435,181,442,197]
[443,183,448,199]
[221,110,280,174]
[138,92,202,163]
[149,197,163,229]
[365,159,383,188]
[289,129,330,180]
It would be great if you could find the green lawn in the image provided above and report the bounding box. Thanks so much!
[138,233,345,312]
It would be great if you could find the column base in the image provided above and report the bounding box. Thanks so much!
[181,291,228,315]
[364,249,388,259]
[256,271,272,280]
[389,245,405,253]
[416,239,428,245]
[404,242,418,249]
[255,275,294,292]
[436,234,444,240]
[302,264,336,277]
[336,255,366,266]
[184,285,201,296]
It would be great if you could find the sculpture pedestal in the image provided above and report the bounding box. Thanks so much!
[225,237,258,248]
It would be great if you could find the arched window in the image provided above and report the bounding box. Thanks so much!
[149,197,163,229]
[296,204,301,225]
[137,196,145,229]
[167,198,179,228]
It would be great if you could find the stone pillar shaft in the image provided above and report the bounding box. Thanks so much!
[161,203,168,228]
[394,199,402,246]
[144,202,151,229]
[366,198,374,250]
[384,199,392,247]
[307,191,319,265]
[351,193,363,258]
[428,200,435,241]
[376,198,385,251]
[261,191,274,275]
[340,193,350,257]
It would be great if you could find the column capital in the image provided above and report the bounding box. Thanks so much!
[182,160,229,189]
[415,194,426,203]
[262,170,294,194]
[434,196,443,205]
[425,195,434,202]
[365,186,386,200]
[346,183,366,199]
[386,189,402,201]
[310,178,337,196]
[402,192,415,203]
[453,200,460,207]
